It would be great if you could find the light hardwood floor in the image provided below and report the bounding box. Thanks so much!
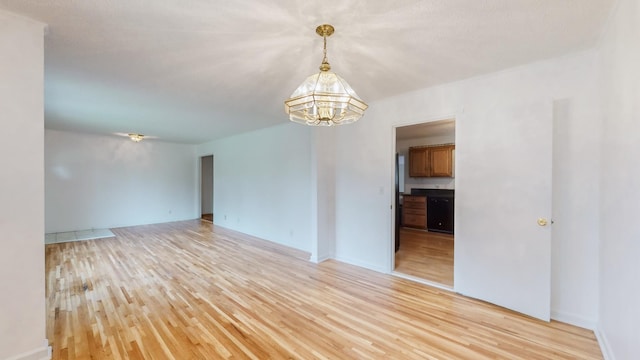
[394,228,454,287]
[46,220,602,359]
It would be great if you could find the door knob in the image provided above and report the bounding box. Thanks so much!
[537,218,548,226]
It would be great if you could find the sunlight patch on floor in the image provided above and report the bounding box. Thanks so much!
[45,228,115,244]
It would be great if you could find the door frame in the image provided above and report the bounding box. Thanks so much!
[388,100,553,322]
[389,114,458,290]
[199,154,214,220]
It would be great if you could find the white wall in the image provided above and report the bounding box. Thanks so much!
[311,128,337,262]
[45,129,197,233]
[0,10,49,360]
[196,123,314,254]
[598,0,640,358]
[333,50,601,326]
[397,134,456,192]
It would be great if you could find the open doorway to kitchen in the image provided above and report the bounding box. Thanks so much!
[393,119,455,288]
[200,155,214,222]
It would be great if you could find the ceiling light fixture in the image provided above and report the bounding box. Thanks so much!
[128,133,144,142]
[284,24,368,126]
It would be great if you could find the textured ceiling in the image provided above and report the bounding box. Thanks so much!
[0,0,614,144]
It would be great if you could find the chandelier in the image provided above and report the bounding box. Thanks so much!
[128,133,144,142]
[284,24,368,126]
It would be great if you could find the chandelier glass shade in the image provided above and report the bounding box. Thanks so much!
[284,24,367,126]
[128,133,144,142]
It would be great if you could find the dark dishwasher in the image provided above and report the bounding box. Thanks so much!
[427,196,454,234]
[410,188,454,234]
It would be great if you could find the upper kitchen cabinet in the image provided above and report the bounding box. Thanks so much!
[409,144,455,177]
[409,147,430,177]
[429,145,454,177]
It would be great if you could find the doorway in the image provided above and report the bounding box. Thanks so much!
[393,119,455,288]
[200,155,213,222]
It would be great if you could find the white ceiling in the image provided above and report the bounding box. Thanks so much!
[0,0,614,144]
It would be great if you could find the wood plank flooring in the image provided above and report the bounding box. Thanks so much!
[45,220,602,359]
[395,228,454,286]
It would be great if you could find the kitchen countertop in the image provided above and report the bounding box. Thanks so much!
[403,189,454,197]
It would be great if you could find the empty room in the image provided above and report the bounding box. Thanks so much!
[1,1,638,359]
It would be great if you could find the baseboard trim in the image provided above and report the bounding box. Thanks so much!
[333,256,387,274]
[595,325,615,360]
[550,311,614,359]
[391,271,454,292]
[550,310,596,330]
[310,254,332,263]
[3,342,50,360]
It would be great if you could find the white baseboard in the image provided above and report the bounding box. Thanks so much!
[595,325,615,360]
[3,340,51,360]
[333,255,388,274]
[550,310,596,330]
[391,271,454,292]
[310,253,332,263]
[550,311,615,359]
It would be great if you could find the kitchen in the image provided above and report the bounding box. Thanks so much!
[395,119,455,288]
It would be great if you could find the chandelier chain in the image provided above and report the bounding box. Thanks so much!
[323,35,328,63]
[319,32,331,71]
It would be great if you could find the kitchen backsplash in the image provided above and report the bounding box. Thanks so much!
[405,178,454,193]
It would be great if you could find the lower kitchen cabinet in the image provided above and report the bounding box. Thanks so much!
[407,189,455,235]
[402,195,427,229]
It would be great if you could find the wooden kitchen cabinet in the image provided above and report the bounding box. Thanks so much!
[408,144,455,177]
[429,145,454,177]
[402,195,427,229]
[409,147,429,177]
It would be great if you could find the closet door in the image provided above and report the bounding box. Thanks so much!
[455,99,552,321]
